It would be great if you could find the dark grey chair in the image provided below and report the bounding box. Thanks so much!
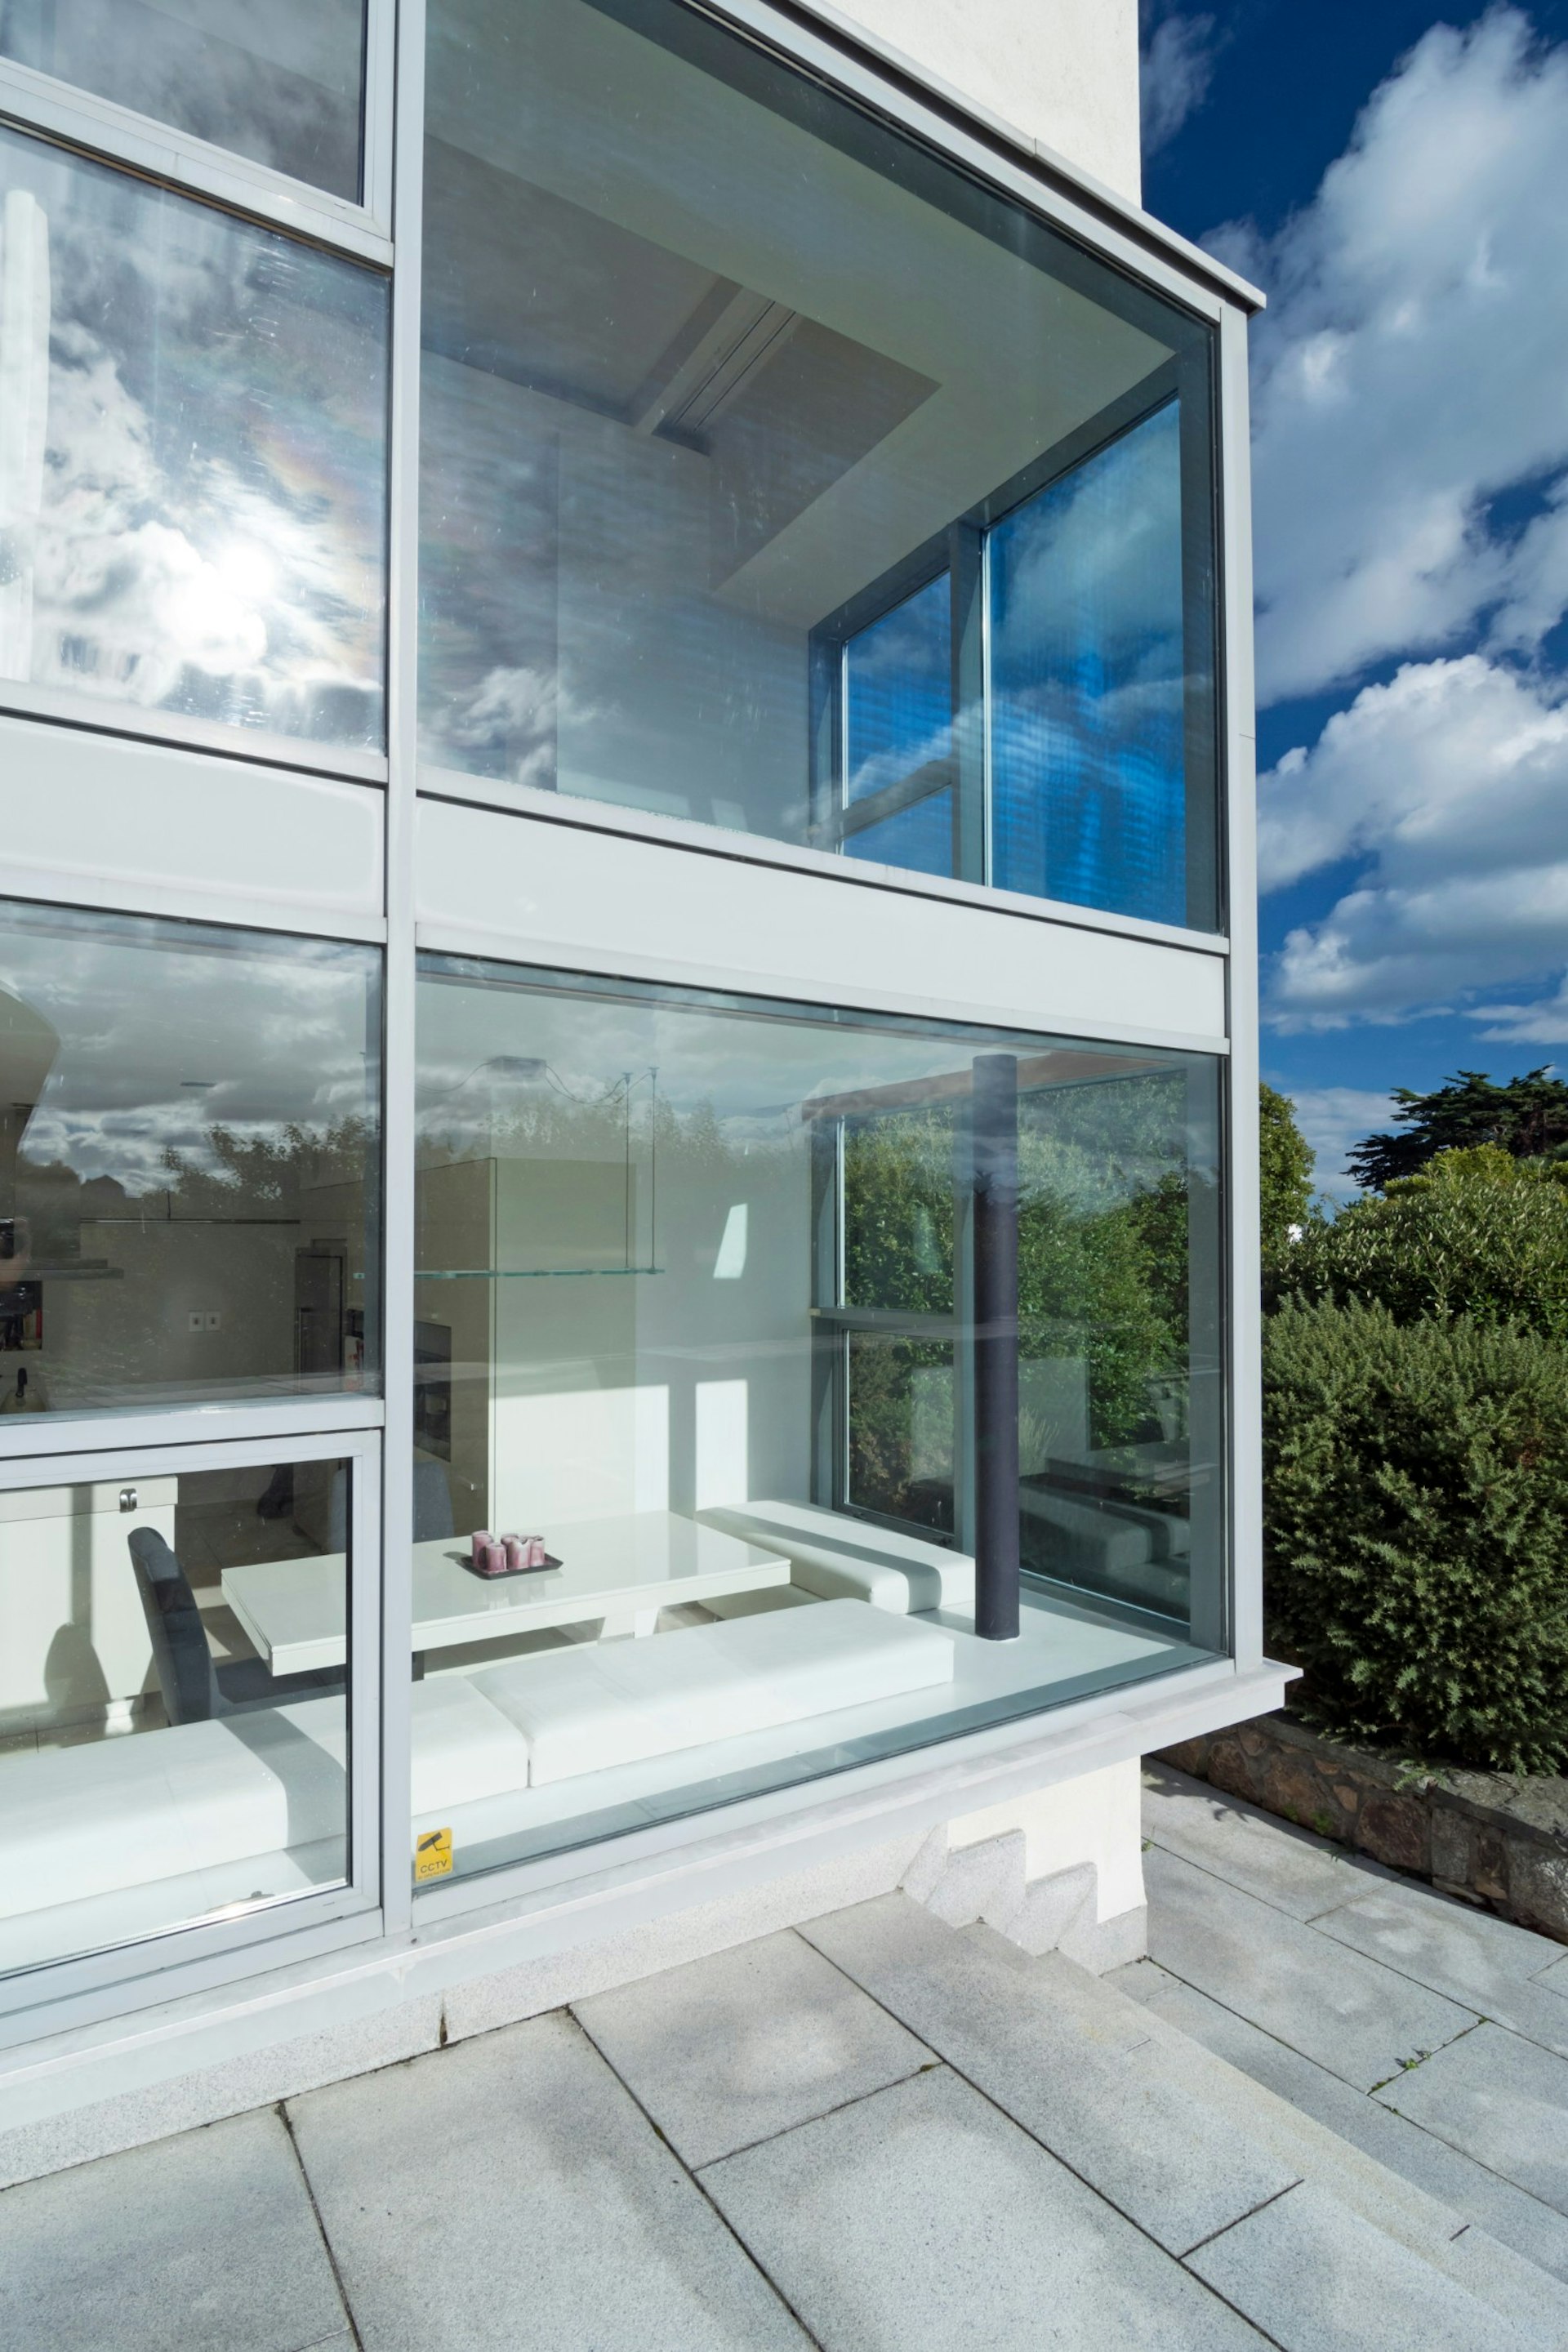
[127,1527,343,1726]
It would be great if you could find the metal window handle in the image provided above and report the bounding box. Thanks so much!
[119,1487,138,1512]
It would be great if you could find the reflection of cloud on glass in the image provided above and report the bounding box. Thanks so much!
[0,908,377,1199]
[0,127,388,750]
[0,0,365,201]
[990,402,1187,924]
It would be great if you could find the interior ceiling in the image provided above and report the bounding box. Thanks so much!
[422,132,937,517]
[424,0,1175,623]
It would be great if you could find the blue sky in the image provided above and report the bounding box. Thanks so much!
[1141,2,1568,1192]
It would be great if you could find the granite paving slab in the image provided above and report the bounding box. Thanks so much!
[1315,1886,1568,2057]
[701,2061,1271,2350]
[1144,1845,1479,2091]
[572,1927,933,2167]
[1143,1764,1371,1922]
[287,2010,808,2352]
[1188,2181,1564,2352]
[800,1891,1302,2256]
[1114,1958,1568,2292]
[1375,2022,1568,2215]
[0,2108,348,2352]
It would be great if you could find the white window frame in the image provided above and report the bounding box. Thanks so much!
[0,1423,385,2046]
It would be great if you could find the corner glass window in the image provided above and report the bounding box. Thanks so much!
[0,1452,357,1979]
[419,0,1218,929]
[0,126,389,754]
[0,1,368,203]
[0,900,381,1417]
[407,957,1224,1886]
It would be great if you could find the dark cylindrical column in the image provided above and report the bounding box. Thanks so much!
[972,1051,1020,1640]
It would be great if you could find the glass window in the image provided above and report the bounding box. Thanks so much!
[0,0,368,203]
[408,957,1224,1886]
[0,900,381,1416]
[0,1452,354,1979]
[0,126,388,752]
[419,0,1218,927]
[991,402,1190,924]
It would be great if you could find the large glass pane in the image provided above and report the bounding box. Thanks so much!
[0,126,388,751]
[991,403,1189,925]
[418,0,1218,924]
[0,0,367,201]
[0,900,381,1416]
[0,1453,354,1977]
[408,958,1224,1886]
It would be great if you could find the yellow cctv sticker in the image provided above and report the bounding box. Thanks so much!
[415,1826,453,1882]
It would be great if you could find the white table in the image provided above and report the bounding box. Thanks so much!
[220,1511,791,1677]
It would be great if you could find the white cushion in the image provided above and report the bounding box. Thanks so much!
[472,1598,955,1784]
[697,1501,975,1615]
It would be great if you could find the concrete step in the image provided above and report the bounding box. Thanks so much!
[800,1890,1568,2352]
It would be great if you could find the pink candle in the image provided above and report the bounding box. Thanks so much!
[480,1539,506,1577]
[502,1535,526,1571]
[470,1530,494,1567]
[523,1536,549,1569]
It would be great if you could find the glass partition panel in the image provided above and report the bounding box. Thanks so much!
[419,0,1219,928]
[0,0,368,202]
[409,957,1225,1886]
[0,900,381,1415]
[0,125,388,751]
[0,1453,354,1979]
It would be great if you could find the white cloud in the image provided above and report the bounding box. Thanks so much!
[1233,10,1568,706]
[1476,974,1568,1042]
[1274,1085,1393,1200]
[1260,655,1568,1028]
[1141,11,1219,154]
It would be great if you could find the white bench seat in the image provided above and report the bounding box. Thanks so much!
[697,1500,975,1616]
[471,1599,955,1784]
[0,1677,534,1924]
[0,1601,956,1933]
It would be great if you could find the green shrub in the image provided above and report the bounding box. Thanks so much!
[1259,1083,1316,1273]
[1263,1298,1568,1772]
[1269,1145,1568,1340]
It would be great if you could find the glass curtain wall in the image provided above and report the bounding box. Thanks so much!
[0,900,382,1416]
[408,960,1224,1886]
[417,0,1220,930]
[0,124,389,752]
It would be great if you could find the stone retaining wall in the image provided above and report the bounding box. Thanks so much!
[1156,1712,1568,1943]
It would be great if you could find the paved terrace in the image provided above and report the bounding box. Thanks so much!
[4,1764,1568,2351]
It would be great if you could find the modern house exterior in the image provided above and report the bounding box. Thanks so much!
[0,0,1283,2172]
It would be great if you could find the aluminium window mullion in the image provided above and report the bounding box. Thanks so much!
[380,0,428,1934]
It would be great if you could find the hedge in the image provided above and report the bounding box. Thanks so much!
[1263,1297,1568,1773]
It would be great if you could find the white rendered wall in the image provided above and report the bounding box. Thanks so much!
[947,1757,1145,1921]
[805,0,1143,203]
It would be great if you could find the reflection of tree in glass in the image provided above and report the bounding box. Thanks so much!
[843,1109,955,1315]
[838,1079,1200,1513]
[1018,1076,1194,1454]
[841,1112,956,1527]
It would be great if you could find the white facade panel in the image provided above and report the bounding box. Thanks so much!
[414,798,1228,1047]
[2,721,384,933]
[802,0,1142,202]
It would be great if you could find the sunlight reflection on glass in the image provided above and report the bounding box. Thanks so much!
[0,125,388,752]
